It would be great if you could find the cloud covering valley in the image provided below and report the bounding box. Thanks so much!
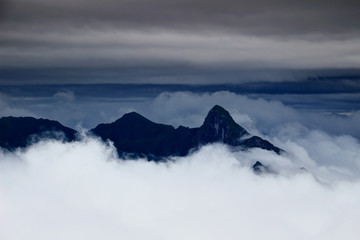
[1,91,360,239]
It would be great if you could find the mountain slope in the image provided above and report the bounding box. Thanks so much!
[194,105,248,145]
[0,116,77,150]
[91,112,183,157]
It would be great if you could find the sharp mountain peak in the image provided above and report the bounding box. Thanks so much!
[198,105,249,145]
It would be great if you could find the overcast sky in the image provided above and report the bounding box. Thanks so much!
[0,0,359,125]
[1,0,360,84]
[1,2,360,238]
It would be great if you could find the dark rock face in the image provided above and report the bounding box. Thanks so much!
[91,112,187,157]
[0,116,77,150]
[91,105,282,158]
[195,105,248,145]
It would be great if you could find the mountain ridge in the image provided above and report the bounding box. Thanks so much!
[91,105,281,158]
[0,116,77,150]
[0,105,282,159]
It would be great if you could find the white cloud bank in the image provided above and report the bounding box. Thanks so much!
[1,136,360,240]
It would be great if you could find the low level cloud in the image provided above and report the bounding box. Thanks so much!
[1,137,359,240]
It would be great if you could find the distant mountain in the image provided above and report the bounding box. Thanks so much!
[0,116,77,150]
[91,105,281,159]
[0,106,282,164]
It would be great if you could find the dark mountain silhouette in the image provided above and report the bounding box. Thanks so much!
[0,116,77,150]
[0,105,281,162]
[91,105,281,158]
[195,105,248,145]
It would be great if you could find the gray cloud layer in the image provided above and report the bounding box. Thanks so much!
[2,0,360,37]
[1,0,360,76]
[1,28,360,69]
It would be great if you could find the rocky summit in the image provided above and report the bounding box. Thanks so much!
[91,105,281,158]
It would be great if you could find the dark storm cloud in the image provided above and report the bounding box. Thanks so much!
[2,0,360,37]
[3,67,359,85]
[1,0,360,83]
[1,29,360,71]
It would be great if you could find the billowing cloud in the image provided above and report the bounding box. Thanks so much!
[1,137,360,240]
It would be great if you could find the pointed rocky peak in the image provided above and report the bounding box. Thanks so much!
[203,105,235,126]
[197,105,248,145]
[209,105,229,114]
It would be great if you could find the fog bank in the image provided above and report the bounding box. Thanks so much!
[1,137,360,240]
